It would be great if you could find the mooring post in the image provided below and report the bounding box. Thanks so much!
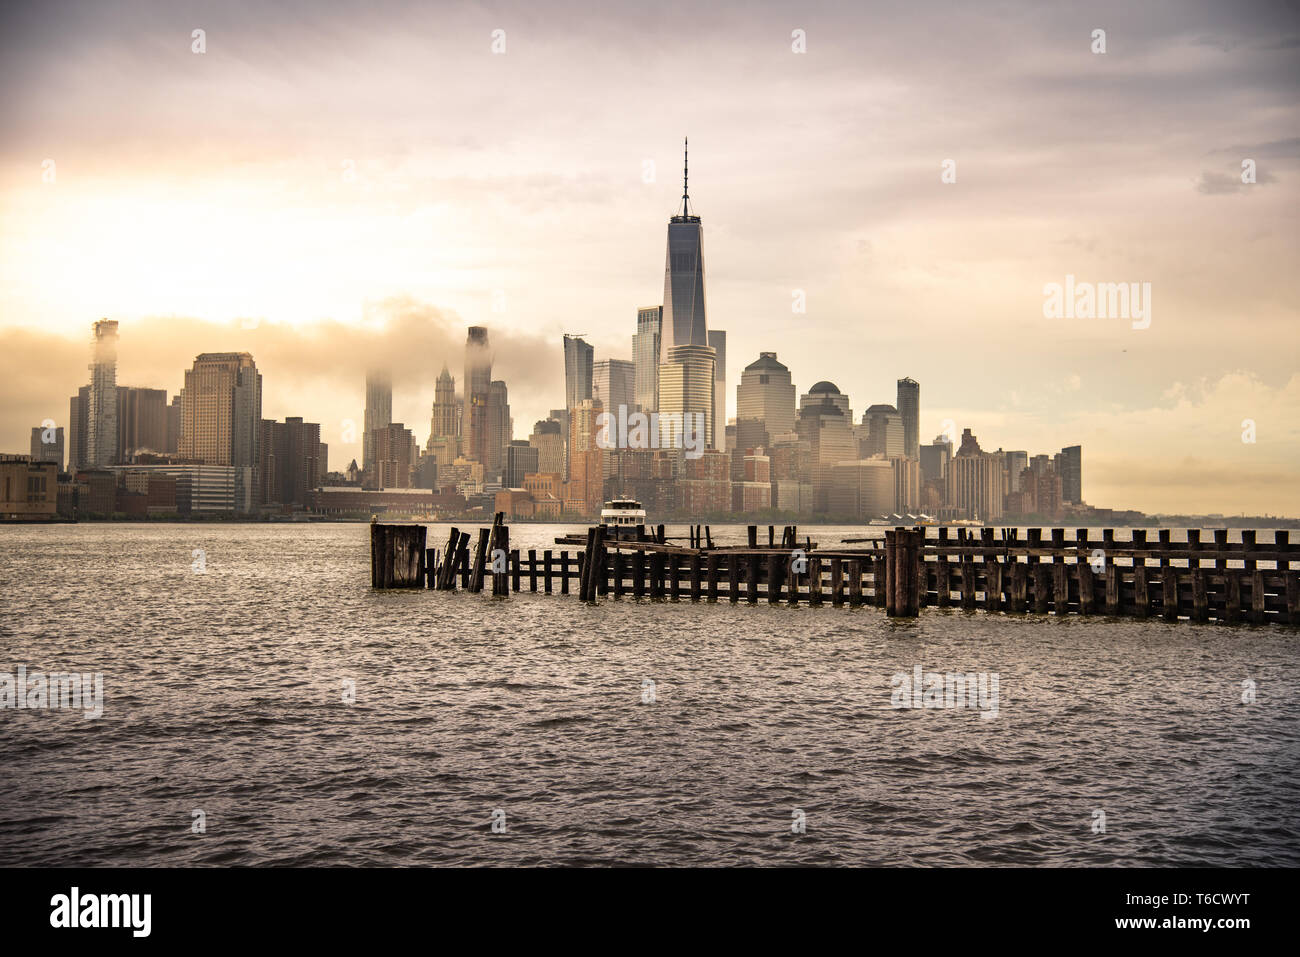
[808,556,823,606]
[706,553,719,602]
[767,553,782,604]
[747,525,758,548]
[884,530,898,615]
[560,550,570,595]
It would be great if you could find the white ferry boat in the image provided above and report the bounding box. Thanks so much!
[600,498,647,537]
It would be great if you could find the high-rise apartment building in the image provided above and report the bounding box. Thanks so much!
[86,320,119,466]
[632,306,662,413]
[896,377,920,459]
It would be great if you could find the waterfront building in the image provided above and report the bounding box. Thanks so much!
[892,455,921,513]
[0,455,58,520]
[828,458,895,520]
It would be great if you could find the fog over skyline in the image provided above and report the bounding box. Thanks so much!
[1,0,1297,514]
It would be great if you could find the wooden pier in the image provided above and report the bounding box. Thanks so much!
[371,517,1300,626]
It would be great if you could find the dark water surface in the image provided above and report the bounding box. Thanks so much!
[1,523,1297,866]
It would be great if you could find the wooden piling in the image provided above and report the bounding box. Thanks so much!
[847,559,863,607]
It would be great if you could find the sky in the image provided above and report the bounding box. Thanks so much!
[1,0,1297,515]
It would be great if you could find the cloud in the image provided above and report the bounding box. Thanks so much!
[0,301,563,469]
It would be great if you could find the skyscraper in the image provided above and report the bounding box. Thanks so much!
[116,386,168,459]
[661,140,708,355]
[464,326,493,467]
[178,352,262,511]
[708,329,726,451]
[68,385,90,472]
[428,363,459,450]
[86,319,119,466]
[486,379,512,476]
[592,359,635,419]
[658,138,717,449]
[735,352,796,452]
[363,369,392,479]
[861,404,905,458]
[563,334,594,412]
[632,306,662,413]
[896,377,920,459]
[1058,445,1082,504]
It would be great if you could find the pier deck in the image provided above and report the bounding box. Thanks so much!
[371,518,1300,625]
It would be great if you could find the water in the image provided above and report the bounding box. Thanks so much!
[1,523,1297,866]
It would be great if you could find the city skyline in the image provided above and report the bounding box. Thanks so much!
[1,0,1297,514]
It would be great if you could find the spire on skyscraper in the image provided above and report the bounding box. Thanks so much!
[675,136,698,223]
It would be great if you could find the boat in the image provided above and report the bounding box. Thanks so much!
[600,498,647,539]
